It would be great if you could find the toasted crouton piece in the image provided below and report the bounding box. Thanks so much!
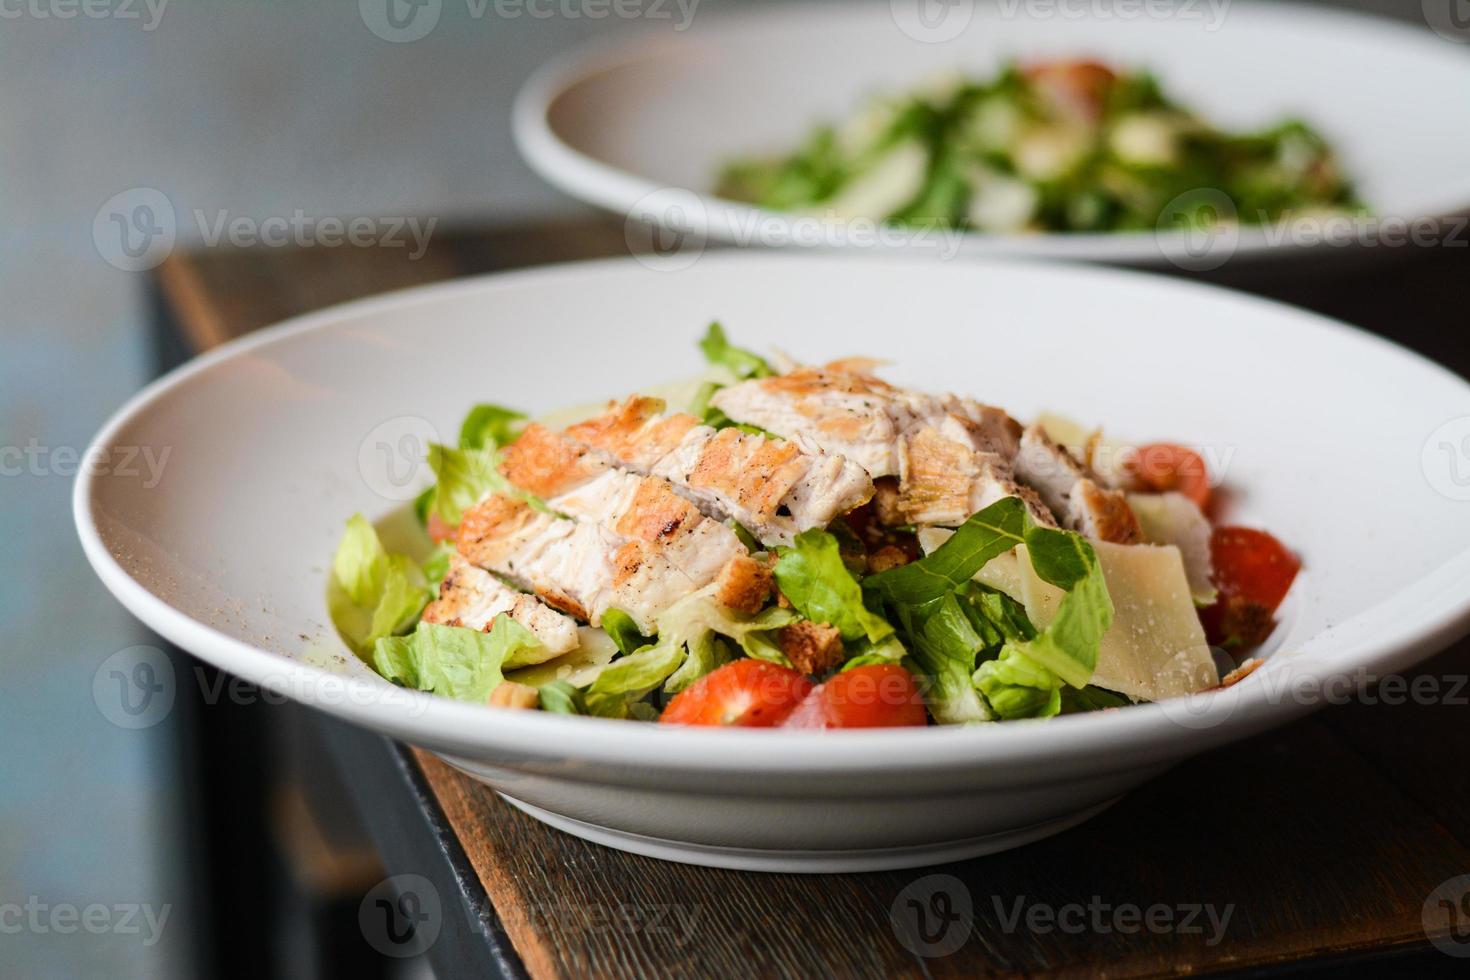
[488,681,539,710]
[779,621,844,675]
[867,545,910,574]
[714,555,774,614]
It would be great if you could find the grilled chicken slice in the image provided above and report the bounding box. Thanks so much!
[421,553,579,657]
[457,425,746,631]
[563,397,873,546]
[456,493,724,633]
[709,363,1020,478]
[1013,424,1141,544]
[711,364,1044,529]
[892,426,1055,528]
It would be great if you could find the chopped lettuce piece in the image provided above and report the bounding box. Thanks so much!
[698,322,773,380]
[867,496,1028,605]
[775,529,900,651]
[373,617,540,703]
[328,514,431,655]
[537,679,586,715]
[421,542,454,586]
[973,527,1113,719]
[584,640,685,718]
[458,403,527,452]
[426,442,558,526]
[905,594,994,724]
[600,608,653,656]
[584,585,800,717]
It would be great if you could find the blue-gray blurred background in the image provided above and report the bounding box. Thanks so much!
[0,0,1431,976]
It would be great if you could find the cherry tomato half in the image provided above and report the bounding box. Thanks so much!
[1200,526,1301,649]
[1129,443,1212,511]
[781,664,929,730]
[660,659,813,728]
[1023,60,1118,120]
[426,512,456,545]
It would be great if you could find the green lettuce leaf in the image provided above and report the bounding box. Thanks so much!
[866,497,1113,723]
[329,514,430,655]
[775,529,900,650]
[537,679,586,716]
[905,594,994,724]
[372,617,540,702]
[583,586,799,717]
[698,322,773,380]
[973,530,1113,719]
[866,496,1028,605]
[600,608,652,656]
[458,403,526,452]
[426,442,558,526]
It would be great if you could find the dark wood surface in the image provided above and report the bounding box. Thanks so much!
[154,218,1470,978]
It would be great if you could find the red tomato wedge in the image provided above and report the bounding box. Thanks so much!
[1022,60,1118,120]
[1128,443,1212,511]
[781,664,929,730]
[660,660,813,728]
[426,512,456,545]
[1200,526,1301,649]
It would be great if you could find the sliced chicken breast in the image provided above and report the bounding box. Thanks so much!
[711,363,1044,529]
[422,553,579,657]
[891,426,1056,528]
[1013,424,1141,544]
[563,397,873,546]
[709,362,1022,478]
[456,493,725,633]
[456,426,746,631]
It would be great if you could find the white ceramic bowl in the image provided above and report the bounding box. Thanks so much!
[76,254,1470,871]
[515,1,1470,266]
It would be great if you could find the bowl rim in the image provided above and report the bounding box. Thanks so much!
[512,0,1470,264]
[74,251,1470,775]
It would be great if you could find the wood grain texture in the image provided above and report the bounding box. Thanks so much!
[155,220,1470,978]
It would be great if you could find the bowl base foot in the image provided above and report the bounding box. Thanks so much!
[496,794,1121,873]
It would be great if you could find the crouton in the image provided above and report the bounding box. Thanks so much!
[714,554,774,614]
[779,621,845,675]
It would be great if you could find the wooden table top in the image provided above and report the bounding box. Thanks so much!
[154,219,1470,978]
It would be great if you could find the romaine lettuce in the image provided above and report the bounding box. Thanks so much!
[373,617,540,702]
[698,322,773,380]
[775,528,900,651]
[583,586,800,717]
[328,514,430,655]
